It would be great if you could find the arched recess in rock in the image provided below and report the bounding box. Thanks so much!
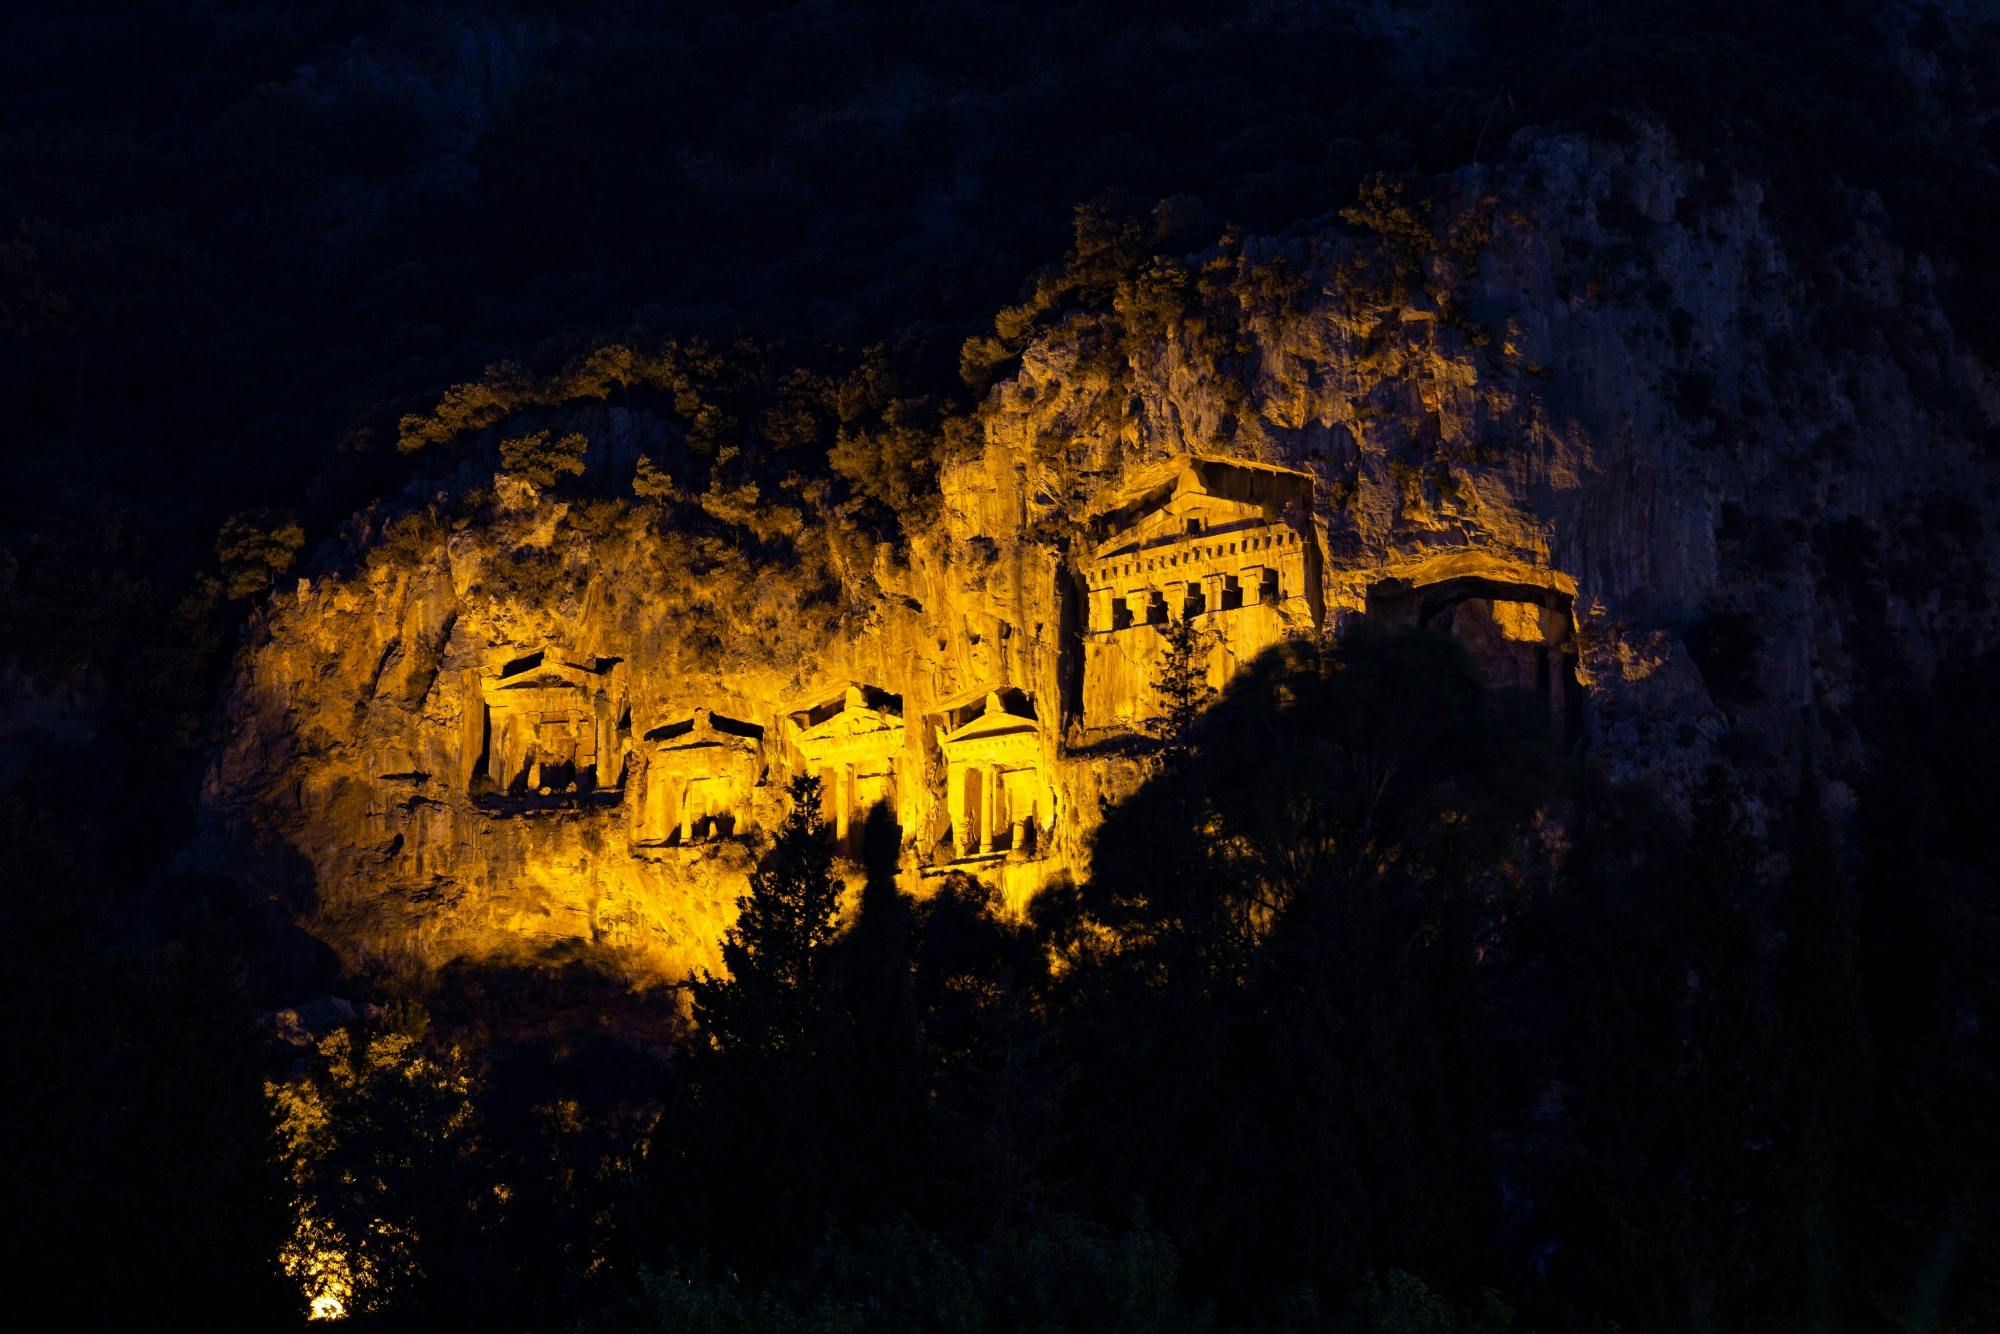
[1362,553,1584,743]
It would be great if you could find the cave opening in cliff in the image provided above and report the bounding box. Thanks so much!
[1366,574,1583,742]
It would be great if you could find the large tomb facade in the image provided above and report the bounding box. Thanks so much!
[1367,573,1582,736]
[1080,456,1322,730]
[786,683,906,857]
[931,688,1056,863]
[465,651,628,800]
[631,709,767,847]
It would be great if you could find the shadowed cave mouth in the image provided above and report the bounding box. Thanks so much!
[1366,575,1584,742]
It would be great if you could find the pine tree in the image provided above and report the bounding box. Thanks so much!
[656,776,848,1269]
[1153,612,1210,753]
[846,801,920,1099]
[691,773,842,1058]
[834,801,925,1222]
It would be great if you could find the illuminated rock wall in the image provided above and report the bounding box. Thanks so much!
[200,438,1583,988]
[205,127,2000,990]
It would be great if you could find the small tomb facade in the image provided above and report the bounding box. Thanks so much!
[1081,457,1321,729]
[933,688,1055,863]
[466,651,628,800]
[787,683,906,857]
[632,709,766,847]
[1367,574,1582,736]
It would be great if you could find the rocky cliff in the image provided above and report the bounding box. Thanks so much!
[205,124,2000,991]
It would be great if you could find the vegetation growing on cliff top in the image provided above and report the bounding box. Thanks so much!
[8,0,1997,586]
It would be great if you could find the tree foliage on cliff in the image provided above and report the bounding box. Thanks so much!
[12,0,1996,587]
[690,773,844,1059]
[613,632,1997,1331]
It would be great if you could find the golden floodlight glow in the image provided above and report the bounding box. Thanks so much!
[1493,599,1544,642]
[280,1218,355,1321]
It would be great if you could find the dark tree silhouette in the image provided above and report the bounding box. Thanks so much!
[691,773,842,1059]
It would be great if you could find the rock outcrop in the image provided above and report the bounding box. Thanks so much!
[205,125,2000,991]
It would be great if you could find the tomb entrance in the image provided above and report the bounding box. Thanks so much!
[787,683,906,858]
[932,688,1055,863]
[632,709,766,847]
[1366,574,1582,735]
[467,651,628,803]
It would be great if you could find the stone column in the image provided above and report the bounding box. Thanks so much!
[946,764,967,857]
[834,763,852,852]
[492,712,514,788]
[979,764,997,855]
[594,699,614,789]
[677,776,693,845]
[462,679,487,791]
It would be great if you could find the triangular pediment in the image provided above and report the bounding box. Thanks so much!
[487,649,610,692]
[786,682,904,736]
[941,694,1040,746]
[944,713,1037,745]
[798,708,902,742]
[1088,455,1313,562]
[646,709,763,749]
[1093,494,1272,560]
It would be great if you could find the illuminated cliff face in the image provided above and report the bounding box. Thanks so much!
[204,128,2000,991]
[203,440,1579,989]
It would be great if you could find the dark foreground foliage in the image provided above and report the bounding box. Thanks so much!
[5,626,1997,1330]
[587,629,1996,1332]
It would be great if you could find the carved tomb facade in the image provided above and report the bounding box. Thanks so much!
[787,683,906,857]
[632,709,766,847]
[466,651,628,800]
[932,688,1056,863]
[1081,457,1322,729]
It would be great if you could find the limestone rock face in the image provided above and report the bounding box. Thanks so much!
[205,126,2000,989]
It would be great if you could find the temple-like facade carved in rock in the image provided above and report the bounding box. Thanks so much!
[464,651,628,802]
[931,688,1056,866]
[438,463,1584,906]
[1081,457,1322,730]
[1365,564,1582,738]
[786,684,906,857]
[631,710,766,848]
